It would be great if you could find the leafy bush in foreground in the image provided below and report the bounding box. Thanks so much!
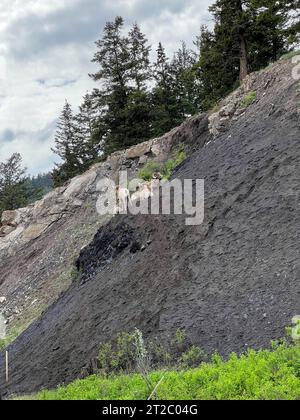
[97,329,205,376]
[27,342,300,400]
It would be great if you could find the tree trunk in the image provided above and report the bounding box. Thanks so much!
[239,34,249,82]
[236,0,249,82]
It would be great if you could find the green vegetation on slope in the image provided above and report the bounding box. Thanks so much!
[241,91,257,109]
[139,150,187,181]
[280,50,300,60]
[22,342,300,400]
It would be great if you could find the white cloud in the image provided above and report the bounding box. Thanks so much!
[0,0,213,175]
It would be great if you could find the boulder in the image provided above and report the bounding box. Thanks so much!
[0,225,15,237]
[209,114,231,137]
[151,137,172,158]
[138,155,148,166]
[125,142,151,159]
[22,223,49,242]
[63,170,97,200]
[219,102,237,118]
[1,210,21,227]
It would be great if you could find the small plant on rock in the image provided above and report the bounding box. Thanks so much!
[241,91,257,109]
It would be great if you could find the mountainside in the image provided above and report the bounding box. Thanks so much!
[0,58,299,397]
[0,115,207,342]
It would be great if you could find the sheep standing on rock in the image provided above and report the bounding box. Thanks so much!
[116,187,130,213]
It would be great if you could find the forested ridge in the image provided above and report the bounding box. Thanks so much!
[1,0,299,213]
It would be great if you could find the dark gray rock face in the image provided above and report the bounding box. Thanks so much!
[0,59,299,397]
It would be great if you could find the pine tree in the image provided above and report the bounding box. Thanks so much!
[91,18,154,154]
[126,23,152,146]
[128,23,151,90]
[171,42,200,118]
[74,92,105,165]
[0,153,31,214]
[249,0,298,68]
[197,0,297,110]
[91,16,130,154]
[209,0,250,82]
[196,25,238,110]
[52,101,83,186]
[151,43,181,136]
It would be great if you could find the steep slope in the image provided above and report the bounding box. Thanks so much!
[0,114,208,341]
[0,58,299,396]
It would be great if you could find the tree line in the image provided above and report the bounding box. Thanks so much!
[1,0,299,216]
[0,153,53,217]
[52,0,299,186]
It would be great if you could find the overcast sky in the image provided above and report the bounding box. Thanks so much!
[0,0,213,175]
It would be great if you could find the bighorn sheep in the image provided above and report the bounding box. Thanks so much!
[116,187,130,213]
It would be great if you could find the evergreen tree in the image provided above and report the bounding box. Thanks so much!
[197,0,297,110]
[128,23,151,90]
[91,16,130,154]
[196,25,238,110]
[209,0,250,82]
[28,173,54,202]
[52,101,83,186]
[126,23,152,146]
[171,42,201,118]
[0,153,31,214]
[74,92,105,165]
[249,0,299,68]
[91,18,153,154]
[151,43,181,136]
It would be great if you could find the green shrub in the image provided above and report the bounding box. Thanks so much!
[29,342,300,400]
[139,151,187,182]
[98,331,139,375]
[180,346,207,369]
[139,161,163,181]
[175,329,186,347]
[162,151,187,180]
[115,331,137,372]
[98,343,114,375]
[241,91,257,109]
[148,340,173,368]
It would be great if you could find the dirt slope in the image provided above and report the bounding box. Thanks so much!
[0,58,299,396]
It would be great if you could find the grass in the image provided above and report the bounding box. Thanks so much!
[280,50,300,60]
[241,91,257,109]
[0,325,26,350]
[18,342,300,400]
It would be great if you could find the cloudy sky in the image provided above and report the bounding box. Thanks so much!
[0,0,213,175]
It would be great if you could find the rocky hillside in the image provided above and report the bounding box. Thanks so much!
[0,58,299,396]
[0,115,208,341]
